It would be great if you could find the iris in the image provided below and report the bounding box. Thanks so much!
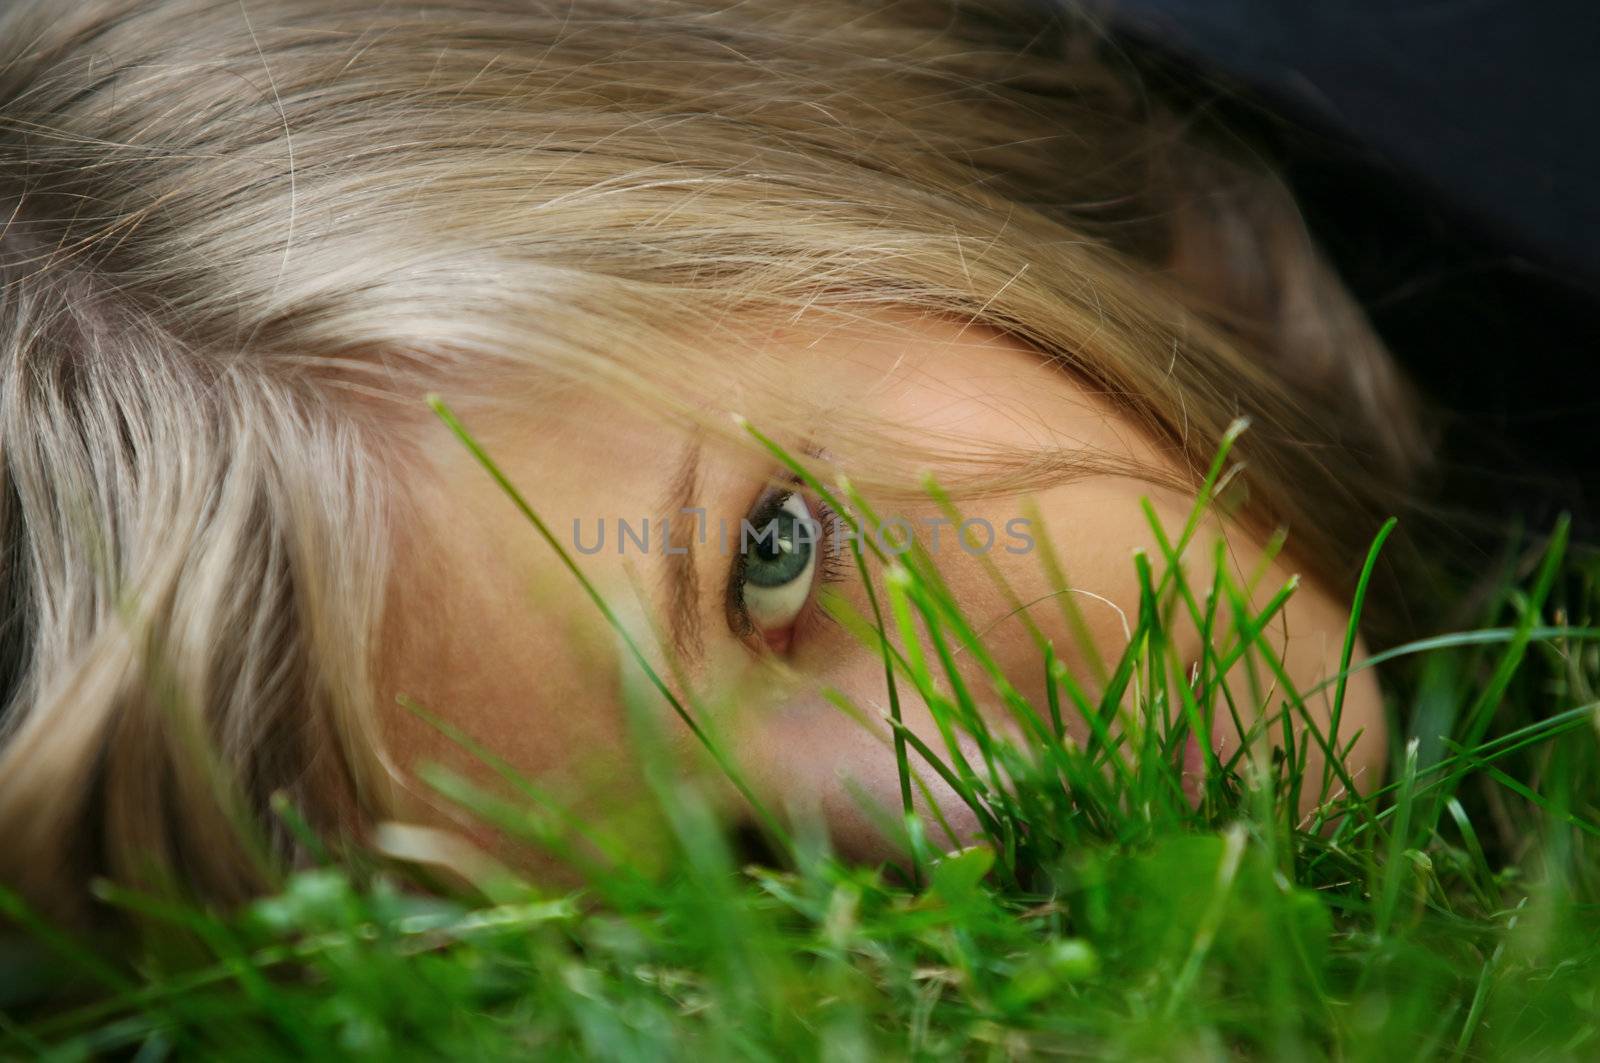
[738,491,820,635]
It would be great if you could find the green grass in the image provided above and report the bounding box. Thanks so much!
[3,414,1599,1061]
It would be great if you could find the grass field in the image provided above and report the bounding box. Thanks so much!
[3,418,1597,1060]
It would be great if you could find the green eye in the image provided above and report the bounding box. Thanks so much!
[739,492,820,632]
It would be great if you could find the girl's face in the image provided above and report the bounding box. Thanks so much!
[380,311,1385,862]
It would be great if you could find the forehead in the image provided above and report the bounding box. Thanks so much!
[465,309,1143,496]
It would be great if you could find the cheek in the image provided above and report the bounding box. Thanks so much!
[918,480,1201,723]
[807,477,1382,791]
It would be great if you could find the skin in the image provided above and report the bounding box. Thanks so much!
[378,310,1386,870]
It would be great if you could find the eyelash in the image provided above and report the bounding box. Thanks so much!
[726,479,847,651]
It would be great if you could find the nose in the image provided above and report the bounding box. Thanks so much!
[727,686,996,866]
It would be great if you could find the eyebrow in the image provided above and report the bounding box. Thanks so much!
[659,439,703,665]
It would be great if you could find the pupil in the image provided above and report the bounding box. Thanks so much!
[745,507,813,588]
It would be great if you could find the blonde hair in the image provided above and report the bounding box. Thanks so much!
[0,0,1427,922]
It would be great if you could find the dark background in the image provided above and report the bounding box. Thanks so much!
[1087,0,1600,543]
